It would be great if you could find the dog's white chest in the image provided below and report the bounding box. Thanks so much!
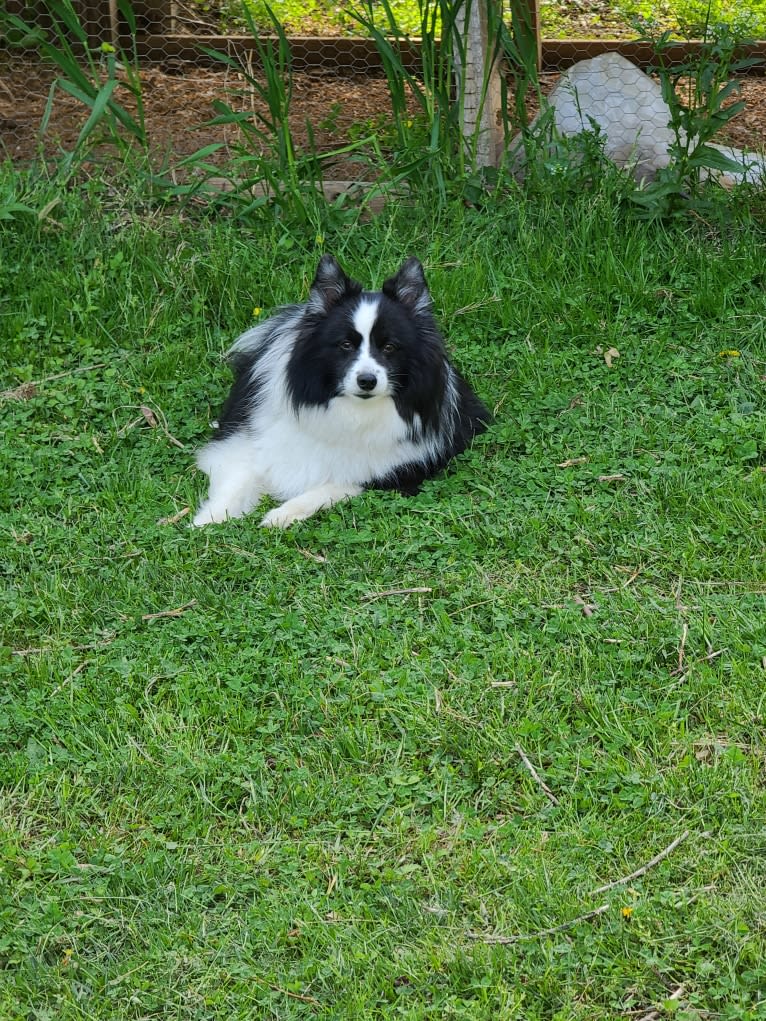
[253,396,415,499]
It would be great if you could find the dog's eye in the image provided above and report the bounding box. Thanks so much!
[339,339,355,352]
[381,342,397,354]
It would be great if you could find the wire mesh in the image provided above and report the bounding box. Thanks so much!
[1,1,764,168]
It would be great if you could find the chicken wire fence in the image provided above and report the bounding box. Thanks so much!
[1,0,765,165]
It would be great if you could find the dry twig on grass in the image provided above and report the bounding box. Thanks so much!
[1,362,110,402]
[156,507,191,526]
[251,976,320,1006]
[630,983,686,1021]
[142,600,198,621]
[469,903,610,944]
[591,830,690,895]
[669,648,726,678]
[677,621,688,674]
[361,587,432,602]
[50,660,88,697]
[514,741,559,805]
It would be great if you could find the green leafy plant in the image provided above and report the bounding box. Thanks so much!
[630,17,763,218]
[0,174,36,221]
[168,2,383,223]
[191,0,766,43]
[220,0,432,36]
[349,0,539,203]
[517,114,629,202]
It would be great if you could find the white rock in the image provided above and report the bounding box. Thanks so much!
[511,52,766,186]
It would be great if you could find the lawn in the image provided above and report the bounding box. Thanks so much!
[1,168,766,1018]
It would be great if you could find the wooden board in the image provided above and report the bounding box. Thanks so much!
[134,33,766,75]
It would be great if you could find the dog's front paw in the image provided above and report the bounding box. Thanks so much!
[191,507,217,527]
[191,503,236,527]
[260,485,359,528]
[260,503,301,529]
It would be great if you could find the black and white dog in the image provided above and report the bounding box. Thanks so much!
[193,255,490,528]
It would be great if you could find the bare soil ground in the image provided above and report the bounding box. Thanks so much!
[1,53,764,171]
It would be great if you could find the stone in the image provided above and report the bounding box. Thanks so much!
[510,52,766,187]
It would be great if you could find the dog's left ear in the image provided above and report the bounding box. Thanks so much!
[382,257,431,314]
[308,254,361,315]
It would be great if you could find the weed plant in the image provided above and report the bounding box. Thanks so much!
[630,19,764,218]
[352,0,538,199]
[1,164,766,1018]
[187,3,401,222]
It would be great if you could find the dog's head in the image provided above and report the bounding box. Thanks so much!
[288,255,444,409]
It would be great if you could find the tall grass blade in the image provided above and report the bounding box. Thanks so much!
[4,0,148,155]
[72,77,119,149]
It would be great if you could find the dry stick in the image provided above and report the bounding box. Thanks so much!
[297,547,328,564]
[677,620,688,674]
[142,404,186,450]
[632,983,686,1021]
[669,647,726,677]
[621,566,642,588]
[13,635,116,657]
[158,422,185,450]
[50,660,88,698]
[25,362,109,385]
[142,600,198,621]
[251,976,320,1006]
[514,741,559,805]
[156,507,191,526]
[590,830,690,896]
[0,362,109,400]
[468,903,610,944]
[362,586,432,602]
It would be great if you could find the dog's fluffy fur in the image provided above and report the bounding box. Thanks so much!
[193,255,490,528]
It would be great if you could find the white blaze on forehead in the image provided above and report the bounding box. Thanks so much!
[343,296,389,397]
[351,298,380,352]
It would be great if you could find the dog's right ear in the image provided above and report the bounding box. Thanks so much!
[307,255,361,315]
[382,257,431,315]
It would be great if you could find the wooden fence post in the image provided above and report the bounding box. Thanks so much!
[526,0,542,70]
[455,0,505,168]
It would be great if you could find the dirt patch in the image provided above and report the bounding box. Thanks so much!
[0,54,411,170]
[1,53,764,171]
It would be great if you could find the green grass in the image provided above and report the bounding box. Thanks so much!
[2,168,766,1019]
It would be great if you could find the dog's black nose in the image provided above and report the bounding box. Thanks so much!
[357,373,377,392]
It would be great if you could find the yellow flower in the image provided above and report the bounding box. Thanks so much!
[315,235,324,247]
[252,307,262,318]
[621,906,634,919]
[718,349,741,358]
